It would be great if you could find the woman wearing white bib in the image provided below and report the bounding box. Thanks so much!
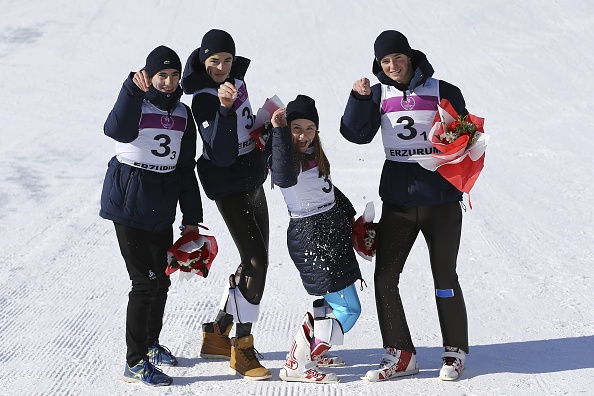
[268,95,363,384]
[340,30,469,382]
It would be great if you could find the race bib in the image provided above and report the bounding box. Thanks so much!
[195,80,257,157]
[281,167,335,218]
[380,78,441,162]
[116,102,187,173]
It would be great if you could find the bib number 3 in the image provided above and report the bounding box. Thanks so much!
[152,134,177,159]
[396,116,417,140]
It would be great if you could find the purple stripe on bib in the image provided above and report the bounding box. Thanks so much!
[382,94,438,114]
[139,114,186,132]
[233,83,249,107]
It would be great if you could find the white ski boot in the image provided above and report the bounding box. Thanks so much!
[363,348,419,382]
[279,313,339,384]
[310,304,346,367]
[439,346,466,381]
[314,351,345,367]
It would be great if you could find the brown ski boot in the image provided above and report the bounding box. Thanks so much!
[200,322,233,359]
[229,335,271,380]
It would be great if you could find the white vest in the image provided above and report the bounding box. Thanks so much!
[116,101,188,173]
[380,77,441,162]
[281,165,335,218]
[194,80,256,159]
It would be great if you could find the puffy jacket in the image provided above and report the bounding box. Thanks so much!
[99,73,203,232]
[269,126,361,295]
[340,50,466,207]
[182,49,267,200]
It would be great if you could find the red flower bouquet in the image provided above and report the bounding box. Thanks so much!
[351,202,378,261]
[166,231,218,280]
[411,98,488,197]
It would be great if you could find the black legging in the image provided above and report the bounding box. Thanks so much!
[216,186,269,305]
[374,200,468,353]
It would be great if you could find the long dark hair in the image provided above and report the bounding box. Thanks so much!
[293,131,330,178]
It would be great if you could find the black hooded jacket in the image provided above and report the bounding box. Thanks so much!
[181,48,267,200]
[100,73,203,231]
[340,50,466,207]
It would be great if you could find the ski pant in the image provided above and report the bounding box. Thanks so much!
[215,186,269,335]
[374,200,468,354]
[114,223,173,366]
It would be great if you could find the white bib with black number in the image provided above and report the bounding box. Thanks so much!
[195,80,256,159]
[281,166,335,218]
[380,77,441,162]
[116,101,187,173]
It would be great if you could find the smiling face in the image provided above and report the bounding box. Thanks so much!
[380,53,413,84]
[205,52,233,83]
[151,68,180,93]
[290,119,317,153]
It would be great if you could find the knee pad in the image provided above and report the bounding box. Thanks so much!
[219,280,260,324]
[233,262,266,305]
[312,298,335,319]
[313,317,344,346]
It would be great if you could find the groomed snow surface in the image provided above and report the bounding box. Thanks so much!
[1,1,593,395]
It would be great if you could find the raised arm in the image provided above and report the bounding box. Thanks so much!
[104,72,147,143]
[339,79,383,144]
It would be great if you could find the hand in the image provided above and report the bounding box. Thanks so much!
[218,81,238,109]
[353,77,371,96]
[271,107,287,128]
[180,224,200,235]
[133,70,151,92]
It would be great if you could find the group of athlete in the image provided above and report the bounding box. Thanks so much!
[100,28,471,387]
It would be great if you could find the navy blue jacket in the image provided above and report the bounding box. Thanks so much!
[269,126,361,295]
[99,73,203,232]
[182,49,267,200]
[340,50,466,207]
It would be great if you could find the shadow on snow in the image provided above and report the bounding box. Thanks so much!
[172,335,594,384]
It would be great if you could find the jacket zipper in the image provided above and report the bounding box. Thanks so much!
[123,169,136,205]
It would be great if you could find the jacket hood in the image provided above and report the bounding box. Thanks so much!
[181,48,251,94]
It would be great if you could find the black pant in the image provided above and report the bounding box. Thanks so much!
[215,186,269,305]
[374,201,468,353]
[114,223,173,366]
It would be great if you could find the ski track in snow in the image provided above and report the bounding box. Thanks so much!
[1,1,593,395]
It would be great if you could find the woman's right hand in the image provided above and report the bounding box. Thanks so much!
[353,77,371,96]
[218,81,238,109]
[271,107,287,128]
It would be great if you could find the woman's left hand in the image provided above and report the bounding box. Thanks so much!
[271,107,287,128]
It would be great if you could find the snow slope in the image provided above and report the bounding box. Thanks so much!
[1,1,593,395]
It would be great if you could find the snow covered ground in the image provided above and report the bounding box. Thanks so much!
[1,1,593,395]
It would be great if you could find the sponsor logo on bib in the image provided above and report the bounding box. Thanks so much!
[401,95,416,110]
[161,115,174,129]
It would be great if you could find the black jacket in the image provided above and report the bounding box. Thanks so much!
[99,74,203,232]
[268,126,361,295]
[340,50,465,207]
[182,49,267,200]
